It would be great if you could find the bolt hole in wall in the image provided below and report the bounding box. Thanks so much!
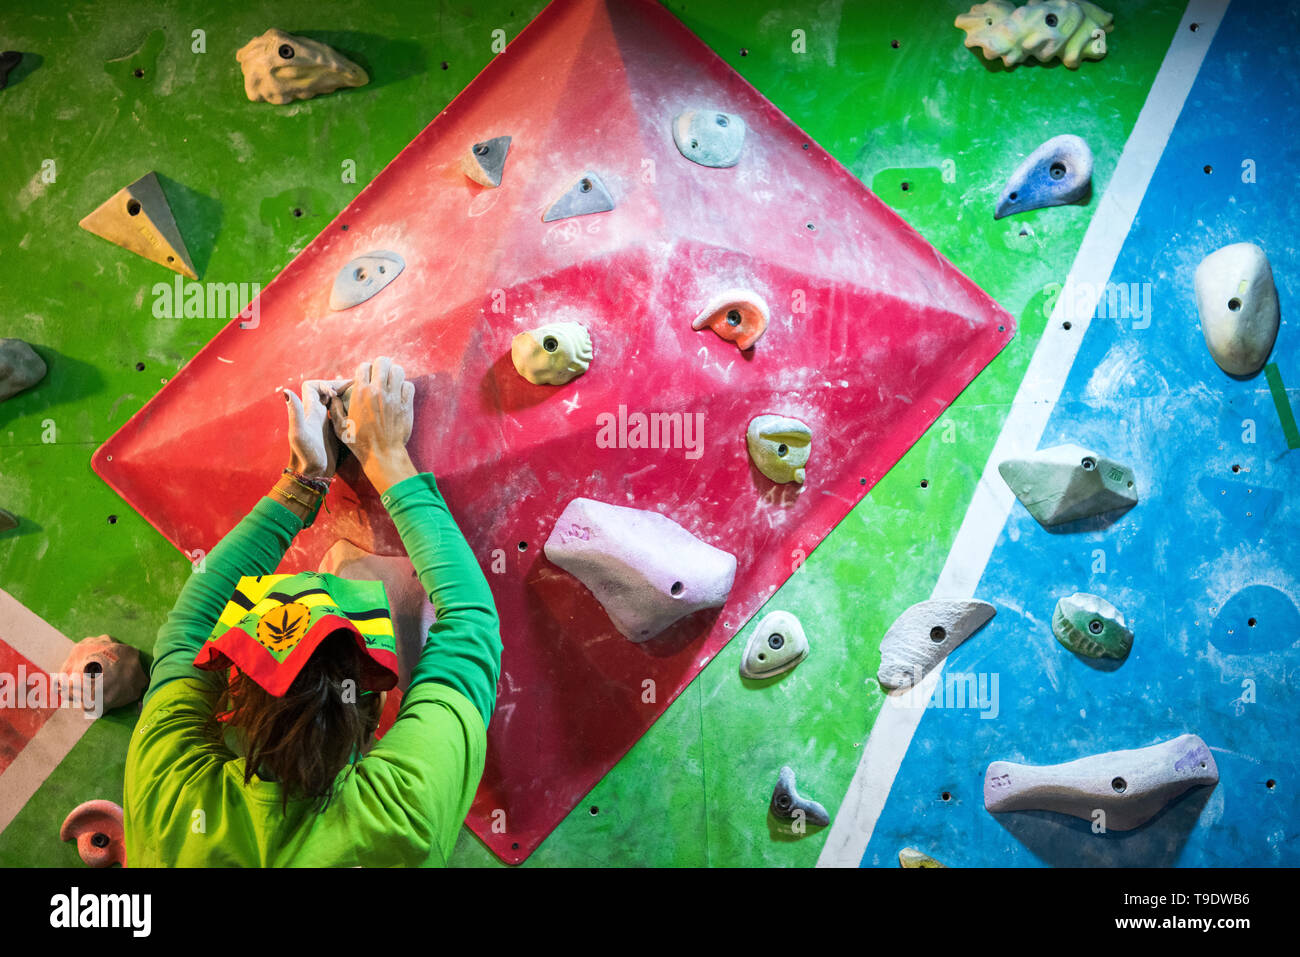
[920,478,930,489]
[132,68,143,78]
[135,361,145,371]
[107,515,118,525]
[440,61,449,70]
[517,540,528,552]
[1063,321,1073,330]
[1267,780,1277,790]
[589,806,599,816]
[890,39,900,49]
[1203,164,1213,174]
[940,791,952,802]
[292,208,303,218]
[901,181,911,192]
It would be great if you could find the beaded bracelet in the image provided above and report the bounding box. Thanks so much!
[283,468,331,495]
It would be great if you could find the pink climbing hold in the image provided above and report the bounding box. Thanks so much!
[59,634,147,713]
[60,800,126,868]
[544,498,737,642]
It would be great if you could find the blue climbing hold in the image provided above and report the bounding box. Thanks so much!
[994,134,1093,219]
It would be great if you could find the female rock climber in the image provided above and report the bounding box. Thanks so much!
[123,356,502,866]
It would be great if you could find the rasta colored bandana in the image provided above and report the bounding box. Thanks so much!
[194,571,399,697]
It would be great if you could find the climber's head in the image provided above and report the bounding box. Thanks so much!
[194,572,398,811]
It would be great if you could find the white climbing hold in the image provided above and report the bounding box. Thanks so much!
[898,847,947,868]
[984,734,1220,830]
[544,498,737,642]
[672,109,747,168]
[999,443,1138,527]
[511,321,592,386]
[739,610,809,679]
[1194,242,1280,377]
[877,599,996,690]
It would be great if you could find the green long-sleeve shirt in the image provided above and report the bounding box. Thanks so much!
[124,472,502,867]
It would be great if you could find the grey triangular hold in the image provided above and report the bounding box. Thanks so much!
[329,250,405,311]
[877,599,996,689]
[463,135,511,188]
[769,766,830,827]
[542,172,614,222]
[999,443,1138,527]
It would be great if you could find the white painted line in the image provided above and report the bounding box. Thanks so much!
[0,587,95,836]
[817,0,1230,868]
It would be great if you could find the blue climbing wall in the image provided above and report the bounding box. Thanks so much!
[862,0,1299,867]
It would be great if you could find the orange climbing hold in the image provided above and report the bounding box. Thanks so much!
[691,289,769,351]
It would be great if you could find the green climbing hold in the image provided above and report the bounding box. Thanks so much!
[1051,592,1132,660]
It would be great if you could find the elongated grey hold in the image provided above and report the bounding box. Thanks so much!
[542,172,614,222]
[329,250,405,310]
[544,498,737,642]
[770,766,830,827]
[995,134,1092,219]
[1052,592,1132,659]
[462,135,511,188]
[0,508,18,532]
[984,734,1219,831]
[0,338,47,402]
[739,610,808,679]
[1194,242,1280,377]
[999,443,1137,527]
[877,599,996,690]
[672,109,746,167]
[898,847,946,868]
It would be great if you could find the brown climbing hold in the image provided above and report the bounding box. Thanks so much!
[691,288,769,351]
[79,171,197,279]
[60,800,126,867]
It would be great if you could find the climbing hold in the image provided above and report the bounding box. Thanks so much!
[692,288,769,351]
[672,109,747,168]
[544,498,737,642]
[0,508,17,531]
[746,414,812,484]
[462,135,512,187]
[0,338,47,402]
[60,800,126,868]
[994,134,1092,219]
[0,50,22,89]
[511,321,592,386]
[235,29,368,104]
[984,733,1219,830]
[740,610,809,679]
[955,1,1113,70]
[770,766,831,827]
[328,250,405,310]
[79,171,197,279]
[1194,242,1280,377]
[319,540,434,690]
[899,847,947,868]
[542,172,614,222]
[877,599,996,690]
[60,635,148,712]
[1052,592,1132,660]
[999,443,1138,527]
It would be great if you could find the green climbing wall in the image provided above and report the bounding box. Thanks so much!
[0,0,1186,867]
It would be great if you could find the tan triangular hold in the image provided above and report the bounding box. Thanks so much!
[79,172,197,279]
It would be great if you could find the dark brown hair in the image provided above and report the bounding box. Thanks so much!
[210,631,383,813]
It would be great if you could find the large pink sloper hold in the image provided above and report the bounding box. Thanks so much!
[545,498,738,642]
